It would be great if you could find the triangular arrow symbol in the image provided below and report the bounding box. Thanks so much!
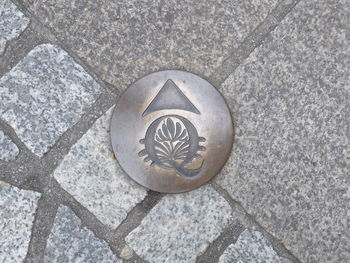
[142,79,200,116]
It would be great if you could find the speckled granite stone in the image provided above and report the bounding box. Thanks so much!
[23,0,278,89]
[44,205,122,263]
[126,185,232,263]
[217,1,350,262]
[53,107,147,228]
[0,181,40,263]
[0,44,101,157]
[219,230,291,263]
[0,130,19,161]
[0,0,29,54]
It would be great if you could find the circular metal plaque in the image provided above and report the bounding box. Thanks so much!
[110,70,233,193]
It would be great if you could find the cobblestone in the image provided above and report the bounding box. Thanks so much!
[219,230,292,263]
[44,205,122,263]
[0,181,40,263]
[23,0,279,89]
[0,130,19,161]
[0,0,29,54]
[53,107,147,228]
[0,44,101,157]
[126,185,232,263]
[217,0,350,262]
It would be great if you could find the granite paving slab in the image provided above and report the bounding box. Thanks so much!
[0,44,101,157]
[0,0,29,54]
[219,230,291,263]
[23,0,278,89]
[217,0,350,262]
[0,130,19,161]
[44,205,122,263]
[0,181,40,263]
[126,185,232,263]
[53,107,147,228]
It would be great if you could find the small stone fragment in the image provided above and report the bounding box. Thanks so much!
[0,0,29,54]
[126,185,232,263]
[120,245,133,260]
[0,130,19,161]
[44,205,122,263]
[219,230,292,263]
[0,181,41,263]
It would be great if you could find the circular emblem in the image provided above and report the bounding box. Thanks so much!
[110,70,233,193]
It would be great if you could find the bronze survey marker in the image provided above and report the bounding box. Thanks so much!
[110,70,233,193]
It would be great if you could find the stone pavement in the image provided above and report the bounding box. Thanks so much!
[0,0,349,262]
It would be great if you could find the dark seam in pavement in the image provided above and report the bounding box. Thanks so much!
[196,222,245,263]
[210,182,303,263]
[0,117,38,158]
[24,194,59,263]
[3,0,118,96]
[210,0,302,88]
[50,178,162,263]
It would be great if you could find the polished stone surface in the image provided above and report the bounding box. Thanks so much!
[44,205,122,263]
[0,130,19,161]
[219,230,291,263]
[217,0,350,262]
[0,181,40,263]
[0,44,101,157]
[23,0,278,89]
[53,107,147,228]
[0,0,29,54]
[126,185,232,263]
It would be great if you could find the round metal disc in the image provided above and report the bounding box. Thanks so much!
[110,70,233,193]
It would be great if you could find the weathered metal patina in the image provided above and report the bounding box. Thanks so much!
[110,70,233,193]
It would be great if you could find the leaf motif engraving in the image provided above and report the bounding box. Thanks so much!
[154,118,190,166]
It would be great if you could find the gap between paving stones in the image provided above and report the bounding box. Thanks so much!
[0,92,118,189]
[196,222,245,263]
[210,0,301,88]
[210,182,302,263]
[1,0,304,261]
[1,0,120,96]
[24,194,59,263]
[32,178,164,262]
[0,22,42,77]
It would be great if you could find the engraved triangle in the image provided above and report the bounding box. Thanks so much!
[142,79,200,116]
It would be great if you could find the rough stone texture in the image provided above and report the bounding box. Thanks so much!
[219,230,291,263]
[44,205,122,263]
[0,0,29,54]
[0,181,40,263]
[0,130,19,161]
[0,44,101,157]
[24,0,278,89]
[126,185,232,263]
[217,0,350,262]
[53,108,147,228]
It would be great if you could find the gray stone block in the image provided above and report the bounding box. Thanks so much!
[53,107,147,228]
[0,44,101,157]
[126,185,232,263]
[217,0,350,262]
[0,181,40,263]
[219,230,291,263]
[23,0,278,89]
[44,205,122,263]
[0,130,19,161]
[0,0,29,54]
